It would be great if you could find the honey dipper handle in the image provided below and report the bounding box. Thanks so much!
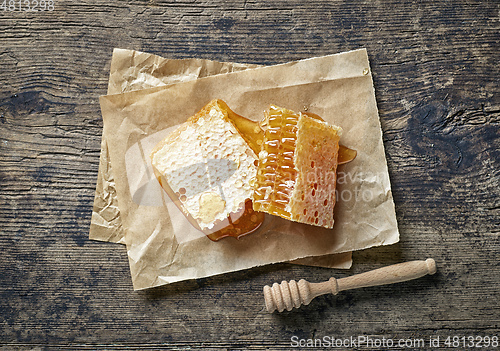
[336,258,437,292]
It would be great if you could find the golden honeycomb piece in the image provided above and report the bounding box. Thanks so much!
[252,105,342,228]
[150,99,265,241]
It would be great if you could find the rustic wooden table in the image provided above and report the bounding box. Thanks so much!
[1,0,499,350]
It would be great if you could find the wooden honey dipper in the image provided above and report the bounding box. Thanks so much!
[263,258,436,313]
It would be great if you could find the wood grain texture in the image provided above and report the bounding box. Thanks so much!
[1,0,499,349]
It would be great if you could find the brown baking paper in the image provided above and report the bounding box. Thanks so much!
[90,48,353,269]
[99,48,399,290]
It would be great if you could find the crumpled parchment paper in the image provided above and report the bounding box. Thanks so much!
[90,49,354,270]
[93,48,399,290]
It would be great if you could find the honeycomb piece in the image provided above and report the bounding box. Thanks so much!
[252,105,342,228]
[150,99,264,241]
